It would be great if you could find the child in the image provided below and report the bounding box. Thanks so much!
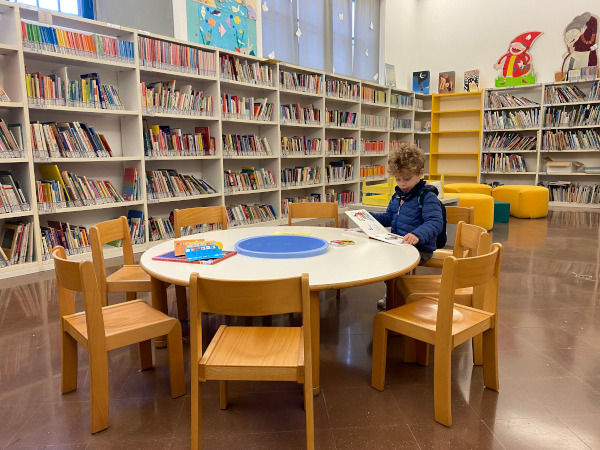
[370,143,444,309]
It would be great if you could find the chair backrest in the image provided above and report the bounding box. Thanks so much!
[173,205,228,238]
[52,246,106,343]
[453,221,491,259]
[445,206,474,225]
[288,202,338,227]
[89,216,134,301]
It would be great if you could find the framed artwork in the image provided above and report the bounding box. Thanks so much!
[464,69,480,92]
[1,223,19,259]
[412,71,430,94]
[385,63,396,88]
[438,71,455,93]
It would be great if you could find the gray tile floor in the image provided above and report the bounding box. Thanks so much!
[1,209,600,449]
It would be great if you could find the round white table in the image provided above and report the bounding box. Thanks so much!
[140,226,420,393]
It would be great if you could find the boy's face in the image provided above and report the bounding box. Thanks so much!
[395,169,424,193]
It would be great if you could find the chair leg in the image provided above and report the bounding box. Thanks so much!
[433,343,452,427]
[304,379,315,450]
[336,289,341,300]
[138,339,153,371]
[126,292,136,302]
[191,380,202,450]
[61,331,78,394]
[415,340,430,366]
[482,328,499,391]
[219,381,228,410]
[166,321,186,398]
[472,335,483,366]
[175,285,188,321]
[88,349,109,433]
[371,315,389,391]
[403,337,417,363]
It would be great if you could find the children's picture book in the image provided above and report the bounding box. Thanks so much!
[412,71,430,94]
[329,239,355,247]
[345,209,406,246]
[464,69,480,92]
[385,63,397,88]
[152,249,236,265]
[438,71,455,93]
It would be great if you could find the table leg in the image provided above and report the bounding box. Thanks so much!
[151,276,169,348]
[310,290,320,396]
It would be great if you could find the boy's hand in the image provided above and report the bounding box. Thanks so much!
[401,233,419,245]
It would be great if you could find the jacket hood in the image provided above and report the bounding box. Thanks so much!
[394,179,437,200]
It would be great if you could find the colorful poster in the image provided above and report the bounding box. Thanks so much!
[559,12,599,81]
[464,69,480,92]
[438,71,455,94]
[494,31,542,87]
[186,0,258,55]
[412,71,430,94]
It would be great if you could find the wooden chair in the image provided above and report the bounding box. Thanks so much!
[173,205,228,238]
[52,246,185,433]
[189,273,314,450]
[90,216,188,320]
[371,243,503,427]
[393,221,491,364]
[421,206,475,269]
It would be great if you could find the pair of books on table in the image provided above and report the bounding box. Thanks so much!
[153,239,236,265]
[345,209,406,246]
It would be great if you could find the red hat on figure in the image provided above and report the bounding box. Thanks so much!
[512,32,543,48]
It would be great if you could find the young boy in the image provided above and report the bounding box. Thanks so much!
[371,143,444,308]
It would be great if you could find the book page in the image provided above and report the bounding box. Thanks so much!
[345,209,406,246]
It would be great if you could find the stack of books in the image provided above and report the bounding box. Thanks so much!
[140,80,213,116]
[222,134,271,157]
[0,120,24,158]
[360,86,386,104]
[280,104,321,125]
[67,73,123,110]
[226,204,277,227]
[30,121,113,159]
[326,79,359,100]
[325,189,355,206]
[146,169,217,200]
[390,93,414,108]
[138,36,216,75]
[487,93,539,108]
[361,114,387,129]
[219,54,273,85]
[390,117,412,131]
[281,136,322,156]
[281,195,322,216]
[0,221,34,267]
[327,137,357,155]
[325,110,357,128]
[25,71,65,106]
[326,160,354,182]
[360,165,386,179]
[279,71,322,94]
[0,170,30,213]
[122,168,141,201]
[541,129,600,151]
[40,221,90,260]
[361,139,386,154]
[281,166,321,187]
[221,94,274,121]
[149,216,175,241]
[143,122,215,157]
[484,132,537,151]
[484,109,539,130]
[223,168,277,193]
[544,105,600,128]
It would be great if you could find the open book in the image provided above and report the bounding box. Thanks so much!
[345,209,406,246]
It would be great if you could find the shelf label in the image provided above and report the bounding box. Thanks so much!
[38,9,53,25]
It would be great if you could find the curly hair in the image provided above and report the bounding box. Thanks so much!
[387,143,426,178]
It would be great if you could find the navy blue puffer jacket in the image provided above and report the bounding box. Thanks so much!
[371,180,444,252]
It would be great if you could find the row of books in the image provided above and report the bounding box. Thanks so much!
[281,166,321,187]
[25,72,65,106]
[66,76,123,110]
[360,165,386,178]
[122,168,141,202]
[325,110,357,127]
[40,221,89,260]
[361,140,386,154]
[544,105,600,128]
[223,168,277,193]
[541,129,600,151]
[227,204,277,227]
[139,36,216,75]
[327,137,358,155]
[326,189,354,206]
[545,182,600,204]
[146,170,217,200]
[414,120,431,132]
[221,94,274,121]
[21,21,134,63]
[143,122,215,157]
[0,222,33,267]
[361,114,387,129]
[280,104,321,125]
[390,93,414,108]
[483,132,537,152]
[281,195,322,215]
[325,79,359,100]
[543,85,590,104]
[140,81,213,116]
[361,86,386,104]
[149,215,175,241]
[484,109,539,130]
[0,170,30,213]
[31,121,113,159]
[0,83,9,102]
[414,99,426,110]
[223,134,272,157]
[220,54,273,85]
[178,221,223,238]
[326,161,353,182]
[481,153,528,173]
[281,136,322,156]
[390,117,413,131]
[564,66,600,83]
[486,93,539,109]
[0,120,24,157]
[280,71,322,94]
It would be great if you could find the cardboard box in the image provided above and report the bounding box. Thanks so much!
[544,157,584,173]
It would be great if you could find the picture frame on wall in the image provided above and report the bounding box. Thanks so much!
[385,63,397,88]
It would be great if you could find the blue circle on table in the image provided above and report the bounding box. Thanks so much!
[235,235,329,259]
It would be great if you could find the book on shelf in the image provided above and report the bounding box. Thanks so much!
[226,204,277,227]
[464,69,480,92]
[326,160,353,182]
[345,209,406,246]
[281,136,322,156]
[41,221,90,258]
[438,71,455,94]
[31,121,113,159]
[545,181,600,204]
[327,137,357,155]
[149,215,175,242]
[146,169,217,200]
[143,120,215,157]
[412,71,430,94]
[122,168,140,201]
[25,70,65,106]
[486,92,540,109]
[127,210,146,245]
[223,133,272,157]
[0,170,30,213]
[0,221,33,266]
[0,83,10,102]
[0,120,24,158]
[224,168,277,192]
[140,80,214,116]
[138,35,216,75]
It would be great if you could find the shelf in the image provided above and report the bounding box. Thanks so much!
[0,43,18,55]
[220,78,278,91]
[0,210,34,220]
[325,95,360,104]
[361,127,388,133]
[360,153,389,157]
[542,124,600,130]
[0,101,23,109]
[430,173,478,177]
[390,129,413,134]
[0,158,28,163]
[360,102,389,108]
[222,155,278,160]
[139,66,217,81]
[325,154,359,158]
[484,105,541,111]
[433,108,481,114]
[432,152,479,156]
[281,154,324,159]
[280,121,323,128]
[28,105,139,116]
[142,112,219,121]
[23,48,136,70]
[224,188,279,196]
[544,99,600,107]
[38,200,144,215]
[147,193,222,204]
[539,172,600,176]
[415,109,432,113]
[432,129,480,134]
[279,88,323,98]
[325,125,359,130]
[549,201,600,209]
[221,117,278,125]
[327,180,357,186]
[483,149,537,154]
[35,156,141,162]
[483,127,539,132]
[281,183,324,191]
[413,131,431,135]
[390,105,413,111]
[540,149,600,153]
[145,155,220,161]
[480,172,536,175]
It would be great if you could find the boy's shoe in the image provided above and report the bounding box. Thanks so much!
[376,296,387,310]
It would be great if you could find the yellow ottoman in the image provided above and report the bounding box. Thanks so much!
[443,183,493,196]
[492,185,549,219]
[448,193,494,230]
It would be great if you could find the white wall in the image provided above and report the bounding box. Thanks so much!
[385,0,600,91]
[96,0,174,37]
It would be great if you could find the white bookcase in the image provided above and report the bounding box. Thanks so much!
[0,1,431,278]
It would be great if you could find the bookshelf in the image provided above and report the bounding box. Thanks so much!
[0,0,432,278]
[430,91,482,184]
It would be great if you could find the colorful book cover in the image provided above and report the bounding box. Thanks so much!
[464,69,480,92]
[438,71,455,94]
[412,71,430,94]
[152,249,236,265]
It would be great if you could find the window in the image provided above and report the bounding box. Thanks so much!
[8,0,94,18]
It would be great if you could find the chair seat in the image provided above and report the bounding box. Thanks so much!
[382,297,494,347]
[200,325,303,382]
[106,265,152,292]
[63,300,178,351]
[397,275,473,306]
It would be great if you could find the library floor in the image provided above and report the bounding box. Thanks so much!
[2,209,600,449]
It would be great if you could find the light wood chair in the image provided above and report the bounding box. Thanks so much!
[189,273,314,450]
[90,216,188,320]
[371,243,503,427]
[173,205,228,238]
[394,221,491,365]
[52,246,185,434]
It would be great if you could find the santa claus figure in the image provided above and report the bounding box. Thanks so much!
[494,32,543,84]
